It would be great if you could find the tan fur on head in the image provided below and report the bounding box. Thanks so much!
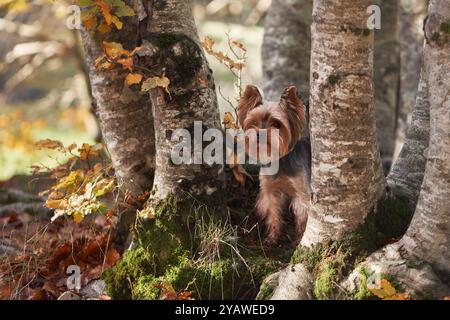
[237,84,306,159]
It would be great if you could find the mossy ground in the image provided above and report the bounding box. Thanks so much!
[290,194,413,300]
[103,178,293,300]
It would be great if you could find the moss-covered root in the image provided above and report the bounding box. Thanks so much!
[342,242,450,299]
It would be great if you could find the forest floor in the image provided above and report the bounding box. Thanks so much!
[0,169,296,300]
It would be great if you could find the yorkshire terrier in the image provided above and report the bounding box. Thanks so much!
[237,85,311,245]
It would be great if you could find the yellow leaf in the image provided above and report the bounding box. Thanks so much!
[73,211,84,224]
[369,279,397,299]
[110,15,123,30]
[125,73,143,86]
[201,36,216,54]
[103,41,129,60]
[45,199,65,210]
[141,76,171,93]
[96,0,113,25]
[222,112,239,129]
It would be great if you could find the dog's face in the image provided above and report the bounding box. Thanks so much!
[237,85,305,162]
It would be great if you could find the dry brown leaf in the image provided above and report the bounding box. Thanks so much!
[141,76,171,93]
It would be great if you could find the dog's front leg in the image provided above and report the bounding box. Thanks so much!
[290,196,310,241]
[256,192,286,245]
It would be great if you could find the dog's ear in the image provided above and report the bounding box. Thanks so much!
[237,85,263,127]
[280,86,306,139]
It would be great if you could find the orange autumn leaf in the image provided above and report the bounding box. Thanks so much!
[84,15,95,31]
[96,0,113,25]
[125,73,143,86]
[110,15,123,30]
[103,41,129,60]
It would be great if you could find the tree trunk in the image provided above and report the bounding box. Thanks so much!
[374,0,400,171]
[402,0,450,278]
[262,0,312,102]
[302,0,384,247]
[262,0,385,299]
[143,0,224,202]
[80,11,155,196]
[395,0,427,159]
[345,0,450,298]
[387,66,429,211]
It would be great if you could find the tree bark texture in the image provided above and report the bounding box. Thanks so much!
[402,0,450,277]
[80,7,155,196]
[374,0,400,171]
[346,0,450,298]
[387,68,429,210]
[396,0,427,156]
[262,0,312,102]
[302,0,385,247]
[143,0,224,201]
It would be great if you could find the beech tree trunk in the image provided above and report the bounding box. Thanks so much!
[374,0,400,171]
[143,0,224,201]
[395,0,427,157]
[346,0,450,298]
[302,0,384,247]
[262,0,312,102]
[80,10,155,196]
[387,67,429,210]
[402,0,450,278]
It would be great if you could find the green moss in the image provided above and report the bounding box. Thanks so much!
[102,247,154,299]
[328,74,340,85]
[431,32,441,43]
[314,261,336,300]
[256,280,275,300]
[153,33,183,49]
[440,22,450,34]
[291,211,379,299]
[354,267,373,300]
[104,195,282,300]
[134,275,161,300]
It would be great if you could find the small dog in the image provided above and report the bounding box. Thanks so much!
[237,85,311,244]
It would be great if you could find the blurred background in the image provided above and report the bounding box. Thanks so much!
[0,0,269,181]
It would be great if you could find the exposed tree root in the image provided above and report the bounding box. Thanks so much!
[259,263,314,300]
[343,241,450,299]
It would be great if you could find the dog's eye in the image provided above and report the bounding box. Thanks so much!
[272,121,281,128]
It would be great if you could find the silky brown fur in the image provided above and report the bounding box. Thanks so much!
[237,85,311,244]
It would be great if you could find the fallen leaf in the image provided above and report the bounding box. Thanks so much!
[125,73,143,86]
[141,76,171,93]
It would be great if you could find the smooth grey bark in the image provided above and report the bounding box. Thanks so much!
[345,0,450,298]
[387,67,429,210]
[262,0,312,102]
[374,0,400,171]
[268,0,385,299]
[395,0,427,156]
[402,0,450,277]
[302,0,384,247]
[80,7,155,196]
[143,0,224,201]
